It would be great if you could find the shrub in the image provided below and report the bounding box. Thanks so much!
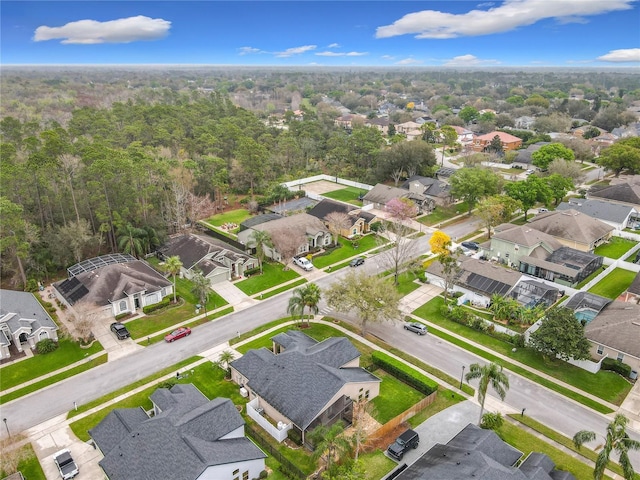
[36,338,58,354]
[287,428,302,446]
[601,358,632,378]
[372,351,438,395]
[243,266,261,276]
[259,471,268,480]
[480,412,504,430]
[25,279,39,292]
[157,379,178,389]
[143,296,175,314]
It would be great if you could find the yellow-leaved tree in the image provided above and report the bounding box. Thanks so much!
[429,230,452,256]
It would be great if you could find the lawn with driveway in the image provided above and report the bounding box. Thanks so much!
[312,235,380,268]
[234,261,301,295]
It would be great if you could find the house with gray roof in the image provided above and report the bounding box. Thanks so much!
[396,423,575,480]
[363,183,433,214]
[53,254,172,320]
[89,384,265,480]
[584,301,640,373]
[402,175,453,207]
[307,198,377,239]
[527,210,614,252]
[519,246,603,287]
[230,330,380,446]
[621,271,640,304]
[588,181,640,209]
[158,234,257,284]
[557,198,639,231]
[0,289,58,360]
[512,142,551,169]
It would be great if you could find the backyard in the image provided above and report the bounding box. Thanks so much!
[321,186,366,206]
[588,268,637,299]
[593,237,637,259]
[234,261,301,295]
[205,208,252,232]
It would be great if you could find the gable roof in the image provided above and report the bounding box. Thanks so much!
[557,199,635,225]
[54,257,171,307]
[363,183,411,205]
[527,210,614,245]
[589,182,640,207]
[248,213,329,237]
[402,175,451,199]
[231,331,379,430]
[475,131,522,143]
[307,198,375,226]
[492,225,562,251]
[158,234,254,272]
[0,289,58,335]
[585,301,640,359]
[90,385,265,480]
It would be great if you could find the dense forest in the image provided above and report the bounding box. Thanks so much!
[1,66,639,289]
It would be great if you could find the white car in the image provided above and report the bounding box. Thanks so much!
[293,257,314,271]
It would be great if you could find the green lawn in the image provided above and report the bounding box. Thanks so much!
[0,338,103,392]
[143,307,234,345]
[0,443,46,480]
[576,266,607,289]
[312,235,380,268]
[394,271,423,296]
[235,261,300,295]
[205,208,252,227]
[259,278,307,299]
[588,268,637,299]
[359,451,396,480]
[321,186,366,206]
[418,201,470,226]
[413,297,630,407]
[371,370,426,424]
[498,421,611,480]
[594,237,638,259]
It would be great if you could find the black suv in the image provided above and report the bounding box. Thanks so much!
[110,322,130,340]
[387,429,419,460]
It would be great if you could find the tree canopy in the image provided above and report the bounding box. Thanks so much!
[528,307,591,361]
[449,168,503,215]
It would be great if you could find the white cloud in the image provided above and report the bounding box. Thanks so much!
[33,15,170,44]
[275,45,316,57]
[238,46,263,55]
[316,51,368,57]
[327,43,340,48]
[381,55,396,60]
[396,58,423,65]
[597,48,640,62]
[376,0,634,39]
[443,54,501,66]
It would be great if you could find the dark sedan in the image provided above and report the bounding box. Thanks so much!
[164,327,192,342]
[349,257,365,267]
[461,241,480,251]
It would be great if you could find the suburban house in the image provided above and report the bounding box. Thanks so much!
[364,117,389,135]
[89,384,266,480]
[307,198,377,238]
[237,213,332,262]
[512,142,551,169]
[557,198,639,232]
[334,114,365,130]
[157,234,258,284]
[518,246,603,287]
[0,289,59,360]
[401,175,453,207]
[588,179,640,210]
[489,224,563,267]
[395,423,575,480]
[526,210,614,252]
[426,256,523,308]
[363,183,433,214]
[449,125,474,146]
[621,271,640,303]
[471,131,523,152]
[53,254,173,319]
[584,301,640,373]
[230,331,381,446]
[395,120,422,136]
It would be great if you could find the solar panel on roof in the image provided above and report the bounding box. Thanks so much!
[465,272,511,296]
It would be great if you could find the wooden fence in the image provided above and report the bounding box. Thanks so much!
[369,391,436,441]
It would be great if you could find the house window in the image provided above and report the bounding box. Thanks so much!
[38,331,48,341]
[597,345,604,355]
[617,352,624,362]
[365,390,370,400]
[353,228,357,235]
[233,469,240,480]
[119,300,127,312]
[243,472,249,480]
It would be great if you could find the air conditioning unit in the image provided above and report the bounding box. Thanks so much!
[239,387,248,398]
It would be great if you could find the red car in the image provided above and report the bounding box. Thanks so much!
[164,327,192,342]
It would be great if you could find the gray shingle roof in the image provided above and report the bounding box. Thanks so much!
[231,331,380,430]
[557,199,635,225]
[363,183,410,205]
[0,289,58,335]
[493,225,563,250]
[585,301,640,359]
[589,182,640,207]
[627,272,640,296]
[91,385,265,480]
[307,198,375,227]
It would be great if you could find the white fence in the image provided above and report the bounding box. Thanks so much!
[282,174,373,192]
[246,398,291,443]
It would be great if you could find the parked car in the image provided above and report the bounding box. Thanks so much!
[387,429,419,460]
[404,322,427,335]
[538,207,549,213]
[349,257,365,267]
[110,322,130,340]
[293,256,314,271]
[525,169,535,174]
[53,449,79,479]
[165,327,192,342]
[461,241,480,251]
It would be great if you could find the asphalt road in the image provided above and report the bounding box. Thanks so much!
[2,214,638,470]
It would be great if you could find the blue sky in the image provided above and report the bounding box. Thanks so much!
[2,1,639,67]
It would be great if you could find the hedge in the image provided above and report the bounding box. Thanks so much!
[142,296,175,314]
[601,358,632,378]
[372,351,438,396]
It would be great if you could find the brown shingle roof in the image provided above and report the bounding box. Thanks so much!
[527,210,614,246]
[585,301,640,359]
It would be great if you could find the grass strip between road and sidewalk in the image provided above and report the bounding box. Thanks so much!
[420,322,613,414]
[0,354,108,405]
[67,355,202,419]
[143,307,235,345]
[509,414,640,480]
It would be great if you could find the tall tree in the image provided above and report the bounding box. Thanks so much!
[382,198,418,285]
[545,174,574,206]
[164,255,183,303]
[0,197,32,288]
[465,362,510,425]
[287,283,321,326]
[249,229,273,274]
[117,224,146,258]
[191,270,211,316]
[324,211,352,246]
[235,137,268,198]
[529,307,591,361]
[270,229,306,270]
[505,176,552,221]
[573,414,640,480]
[429,230,452,256]
[476,195,522,239]
[531,143,575,170]
[449,168,503,215]
[325,271,401,335]
[597,138,640,177]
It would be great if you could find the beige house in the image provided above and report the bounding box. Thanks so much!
[230,331,380,446]
[307,198,377,239]
[526,210,614,252]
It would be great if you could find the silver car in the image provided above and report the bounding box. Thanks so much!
[404,322,427,335]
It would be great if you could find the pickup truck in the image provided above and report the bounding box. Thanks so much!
[53,448,79,479]
[387,429,419,461]
[293,256,313,271]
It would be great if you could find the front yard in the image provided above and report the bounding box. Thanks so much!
[312,235,380,268]
[593,237,637,259]
[418,201,470,226]
[588,268,637,299]
[234,261,301,295]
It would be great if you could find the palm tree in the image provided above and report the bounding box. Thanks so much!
[573,414,640,480]
[164,256,182,303]
[218,350,235,379]
[287,287,305,324]
[465,362,510,425]
[117,224,146,258]
[141,226,160,256]
[309,421,351,471]
[191,270,211,316]
[287,283,321,326]
[250,229,273,274]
